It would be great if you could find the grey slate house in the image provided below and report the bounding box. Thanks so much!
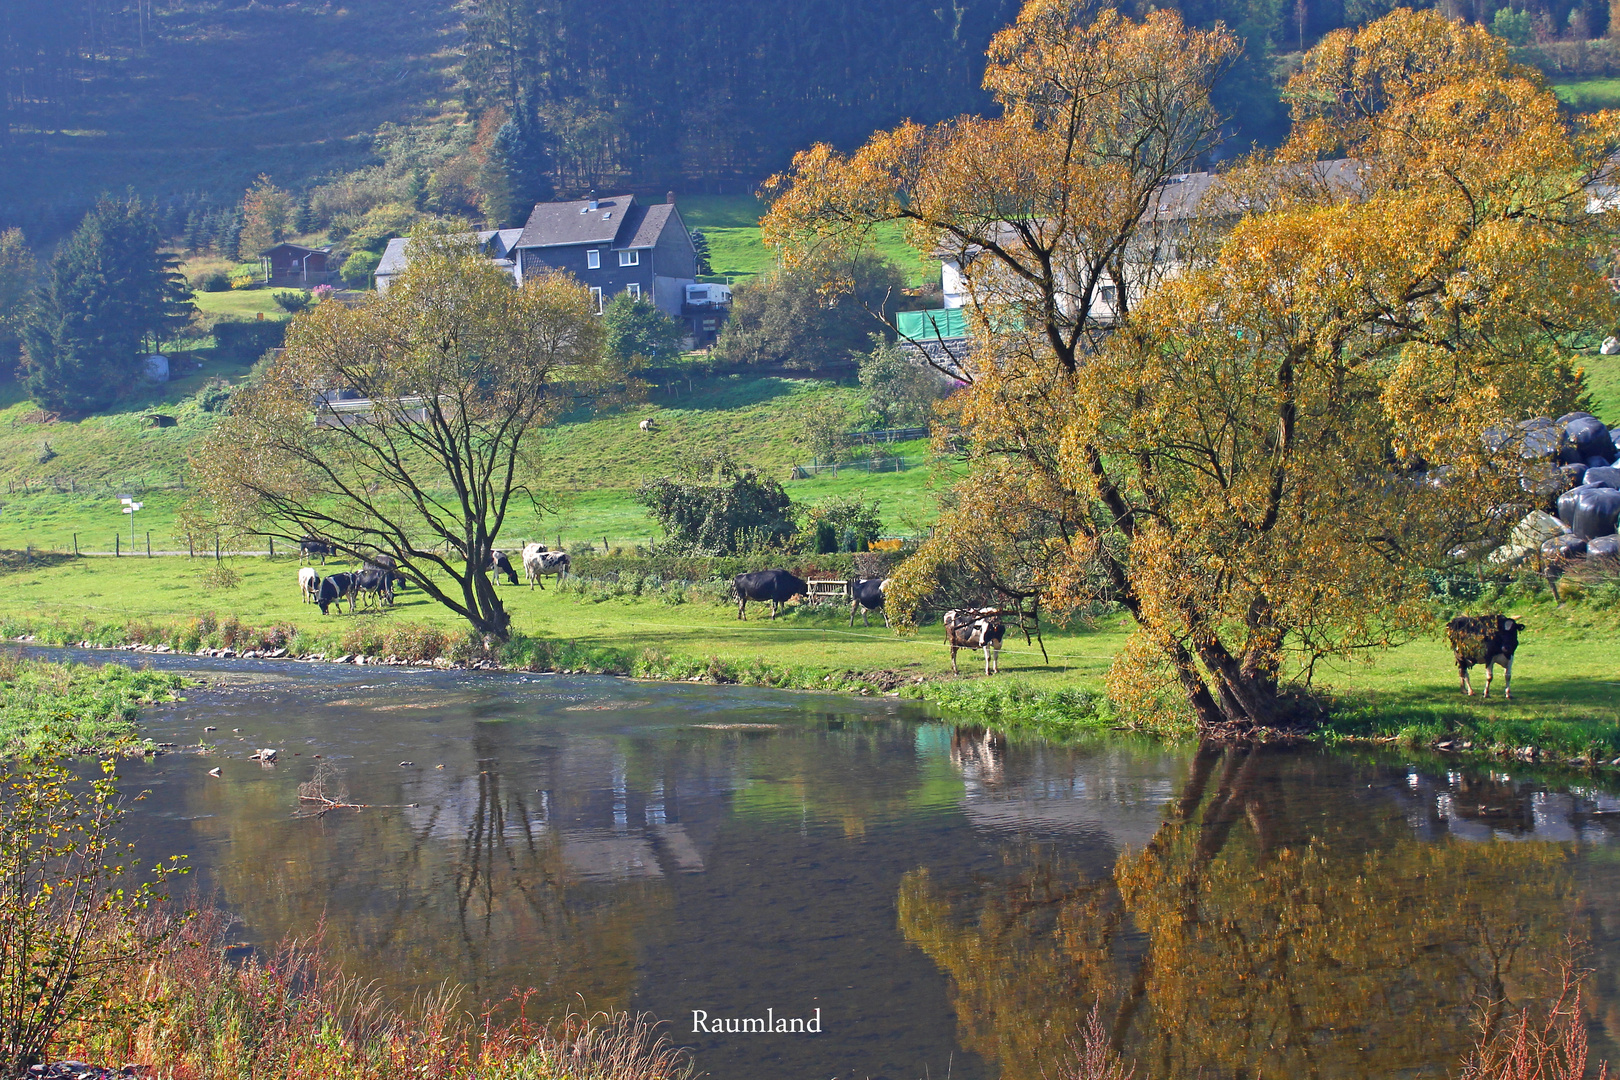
[374,229,523,294]
[512,192,697,317]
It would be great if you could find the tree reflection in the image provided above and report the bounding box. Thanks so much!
[900,743,1575,1080]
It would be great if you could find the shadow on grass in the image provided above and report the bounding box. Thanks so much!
[0,550,79,575]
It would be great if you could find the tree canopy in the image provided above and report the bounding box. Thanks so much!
[766,5,1618,735]
[189,229,611,641]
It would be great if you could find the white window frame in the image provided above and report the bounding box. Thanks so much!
[589,286,603,314]
[587,249,600,269]
[618,249,639,267]
[626,282,641,299]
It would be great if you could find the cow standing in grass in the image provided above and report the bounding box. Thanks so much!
[355,568,395,608]
[1445,614,1525,699]
[734,570,808,620]
[316,572,358,615]
[489,550,519,585]
[945,608,1005,675]
[299,537,335,564]
[298,567,321,604]
[522,544,569,589]
[849,578,890,627]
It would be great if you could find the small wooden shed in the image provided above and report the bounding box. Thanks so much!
[260,243,333,286]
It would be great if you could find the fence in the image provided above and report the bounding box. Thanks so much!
[3,475,182,496]
[790,455,922,479]
[842,427,929,445]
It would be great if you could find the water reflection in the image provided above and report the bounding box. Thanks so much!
[905,740,1583,1080]
[47,648,1620,1080]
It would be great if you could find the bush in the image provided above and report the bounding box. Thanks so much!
[634,455,797,555]
[802,494,882,553]
[713,253,904,372]
[0,754,186,1074]
[193,377,233,413]
[341,250,381,289]
[604,292,684,364]
[272,289,311,314]
[194,270,230,292]
[212,318,286,359]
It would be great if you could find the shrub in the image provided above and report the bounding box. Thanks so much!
[634,454,796,555]
[340,250,382,289]
[272,289,311,314]
[193,377,233,413]
[802,494,882,553]
[0,754,186,1074]
[194,270,230,293]
[211,318,286,359]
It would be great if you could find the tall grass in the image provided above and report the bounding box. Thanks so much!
[70,907,692,1080]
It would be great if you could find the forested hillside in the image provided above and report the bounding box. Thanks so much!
[2,0,1612,242]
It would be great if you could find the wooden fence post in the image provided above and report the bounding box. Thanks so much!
[269,536,275,558]
[189,537,194,558]
[146,531,151,557]
[115,534,120,557]
[73,533,78,556]
[215,538,221,562]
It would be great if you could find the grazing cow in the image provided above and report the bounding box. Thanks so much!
[354,567,395,608]
[639,419,657,433]
[944,608,1005,676]
[521,543,569,589]
[733,570,809,620]
[489,550,519,585]
[298,567,321,604]
[364,554,408,592]
[1445,614,1525,699]
[849,578,890,627]
[316,572,358,615]
[299,536,335,564]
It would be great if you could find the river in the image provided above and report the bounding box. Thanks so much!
[39,648,1620,1080]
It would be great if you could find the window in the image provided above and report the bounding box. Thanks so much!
[626,283,641,299]
[587,249,600,269]
[1100,285,1118,305]
[618,249,639,267]
[589,286,603,314]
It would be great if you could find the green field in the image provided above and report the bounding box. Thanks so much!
[676,195,937,286]
[1553,78,1620,110]
[191,289,294,321]
[1584,350,1620,420]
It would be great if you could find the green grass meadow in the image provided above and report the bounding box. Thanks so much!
[676,195,937,286]
[1553,78,1620,110]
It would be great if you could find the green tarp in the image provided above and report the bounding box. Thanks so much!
[895,307,967,340]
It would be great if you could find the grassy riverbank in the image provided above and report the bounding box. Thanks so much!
[0,551,1616,760]
[0,654,187,756]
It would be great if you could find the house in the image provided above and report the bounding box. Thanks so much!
[260,243,334,287]
[511,192,696,320]
[374,229,523,295]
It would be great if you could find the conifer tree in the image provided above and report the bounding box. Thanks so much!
[22,197,194,413]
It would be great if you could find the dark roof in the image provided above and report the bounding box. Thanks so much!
[375,229,523,278]
[515,194,639,249]
[259,242,331,256]
[619,202,682,249]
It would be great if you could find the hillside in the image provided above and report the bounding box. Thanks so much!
[0,365,956,552]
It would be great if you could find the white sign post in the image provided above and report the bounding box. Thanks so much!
[120,498,142,544]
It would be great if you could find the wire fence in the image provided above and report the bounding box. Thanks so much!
[790,455,924,478]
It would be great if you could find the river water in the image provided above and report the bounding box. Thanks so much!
[42,649,1620,1080]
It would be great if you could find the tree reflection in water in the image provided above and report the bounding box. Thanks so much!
[201,738,667,1016]
[901,740,1575,1080]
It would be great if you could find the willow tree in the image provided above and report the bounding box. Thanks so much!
[189,231,608,641]
[767,4,1616,733]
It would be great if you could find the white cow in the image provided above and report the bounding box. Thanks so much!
[298,567,321,604]
[639,418,657,432]
[522,543,570,589]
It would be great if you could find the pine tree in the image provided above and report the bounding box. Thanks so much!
[691,229,712,275]
[489,97,554,226]
[22,197,194,413]
[0,229,33,363]
[183,210,205,254]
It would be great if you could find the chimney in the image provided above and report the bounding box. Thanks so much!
[587,190,599,211]
[666,191,676,205]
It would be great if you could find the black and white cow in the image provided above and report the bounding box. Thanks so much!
[354,567,394,608]
[522,544,569,589]
[944,608,1005,676]
[299,536,335,564]
[1445,613,1525,699]
[298,567,321,604]
[316,572,358,615]
[734,570,809,620]
[364,554,408,592]
[489,550,519,585]
[849,578,890,627]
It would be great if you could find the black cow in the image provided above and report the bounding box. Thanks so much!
[489,550,519,585]
[355,568,394,608]
[299,536,335,564]
[364,554,409,592]
[316,572,358,615]
[1445,614,1525,699]
[849,578,890,627]
[944,608,1005,675]
[734,570,808,620]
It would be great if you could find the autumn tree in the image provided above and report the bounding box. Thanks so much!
[189,229,610,641]
[767,4,1616,734]
[239,174,295,257]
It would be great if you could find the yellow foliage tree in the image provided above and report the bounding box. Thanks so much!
[239,174,295,258]
[188,229,610,640]
[766,5,1618,733]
